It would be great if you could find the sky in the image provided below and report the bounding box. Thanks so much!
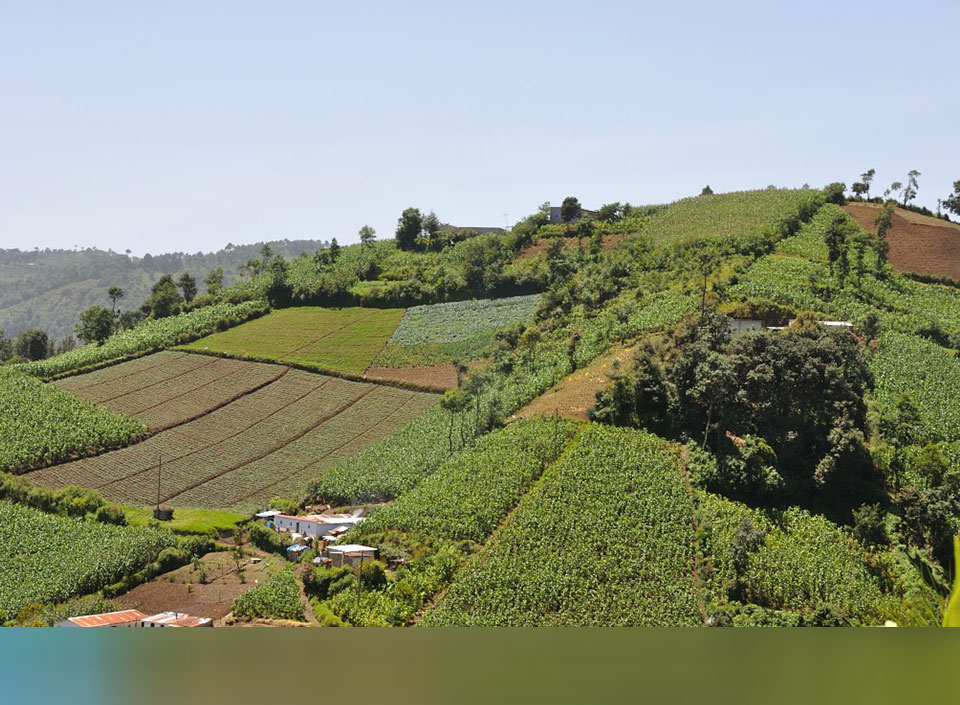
[0,0,957,256]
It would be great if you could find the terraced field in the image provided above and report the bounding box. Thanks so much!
[30,362,437,512]
[179,306,405,376]
[54,351,284,431]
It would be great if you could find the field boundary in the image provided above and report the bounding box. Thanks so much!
[178,346,446,394]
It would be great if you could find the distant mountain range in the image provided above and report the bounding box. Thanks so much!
[0,239,326,340]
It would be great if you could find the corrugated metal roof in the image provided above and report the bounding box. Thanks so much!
[141,611,212,628]
[69,610,148,627]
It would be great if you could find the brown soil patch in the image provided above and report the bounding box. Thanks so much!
[364,364,458,390]
[511,345,634,421]
[844,203,960,280]
[517,233,633,261]
[115,546,280,625]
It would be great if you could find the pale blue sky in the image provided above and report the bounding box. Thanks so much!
[1,1,957,255]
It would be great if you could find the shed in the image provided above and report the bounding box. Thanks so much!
[55,609,148,628]
[140,611,213,628]
[326,544,378,568]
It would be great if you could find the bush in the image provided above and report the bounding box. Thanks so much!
[358,560,388,590]
[93,505,127,526]
[247,523,288,555]
[156,547,189,573]
[823,182,847,205]
[852,503,887,546]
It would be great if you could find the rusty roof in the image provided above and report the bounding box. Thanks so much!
[69,610,148,627]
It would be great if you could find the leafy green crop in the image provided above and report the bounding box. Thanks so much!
[359,418,577,542]
[0,500,176,622]
[423,426,701,626]
[231,566,304,621]
[0,367,146,473]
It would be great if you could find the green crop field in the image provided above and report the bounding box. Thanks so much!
[643,188,821,245]
[358,418,577,542]
[231,565,304,621]
[180,306,404,376]
[423,425,701,626]
[696,492,894,624]
[0,500,177,622]
[18,300,269,379]
[0,367,146,473]
[373,294,540,367]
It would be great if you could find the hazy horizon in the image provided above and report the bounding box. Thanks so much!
[2,1,957,256]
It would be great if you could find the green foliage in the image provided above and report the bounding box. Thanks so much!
[375,294,540,366]
[0,500,176,622]
[0,367,145,473]
[247,523,289,556]
[359,418,576,542]
[231,566,304,621]
[18,300,269,378]
[75,306,114,345]
[696,492,893,624]
[424,426,701,626]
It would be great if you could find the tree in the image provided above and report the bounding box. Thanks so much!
[902,170,920,206]
[204,267,224,294]
[145,274,183,318]
[560,196,582,231]
[823,182,846,205]
[942,181,960,218]
[396,207,423,250]
[55,335,77,355]
[75,306,115,345]
[177,273,197,303]
[359,225,376,247]
[851,182,868,199]
[107,286,124,315]
[439,389,469,452]
[884,181,902,201]
[860,169,875,198]
[874,202,894,271]
[700,185,714,196]
[15,329,50,361]
[422,211,440,239]
[264,255,291,307]
[597,203,623,221]
[328,238,341,264]
[117,310,145,331]
[0,330,13,362]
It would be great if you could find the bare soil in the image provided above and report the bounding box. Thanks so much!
[115,545,280,625]
[843,203,960,280]
[511,345,634,421]
[363,364,459,390]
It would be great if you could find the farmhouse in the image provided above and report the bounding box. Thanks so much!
[260,512,365,540]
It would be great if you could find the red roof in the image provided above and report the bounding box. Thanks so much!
[69,610,148,627]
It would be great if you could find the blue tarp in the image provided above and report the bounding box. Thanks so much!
[286,544,309,552]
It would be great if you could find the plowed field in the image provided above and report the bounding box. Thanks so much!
[844,203,960,280]
[32,355,437,512]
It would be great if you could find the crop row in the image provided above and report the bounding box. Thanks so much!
[0,367,146,474]
[56,352,283,431]
[0,500,176,622]
[18,300,269,379]
[359,418,577,542]
[423,425,701,626]
[28,370,436,511]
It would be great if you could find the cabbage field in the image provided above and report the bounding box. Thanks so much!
[0,500,176,622]
[423,425,702,626]
[0,367,146,473]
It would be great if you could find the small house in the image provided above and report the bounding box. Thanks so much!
[547,206,598,225]
[326,544,378,568]
[269,513,364,539]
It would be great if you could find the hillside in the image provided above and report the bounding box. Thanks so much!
[4,186,958,628]
[0,239,325,341]
[843,202,960,281]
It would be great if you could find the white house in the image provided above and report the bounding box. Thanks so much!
[326,544,378,568]
[268,513,365,540]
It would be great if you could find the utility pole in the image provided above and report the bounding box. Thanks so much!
[155,453,162,517]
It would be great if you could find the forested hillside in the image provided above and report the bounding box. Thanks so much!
[0,239,324,340]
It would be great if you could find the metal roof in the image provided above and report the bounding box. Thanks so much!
[141,611,212,628]
[68,609,148,627]
[327,544,377,553]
